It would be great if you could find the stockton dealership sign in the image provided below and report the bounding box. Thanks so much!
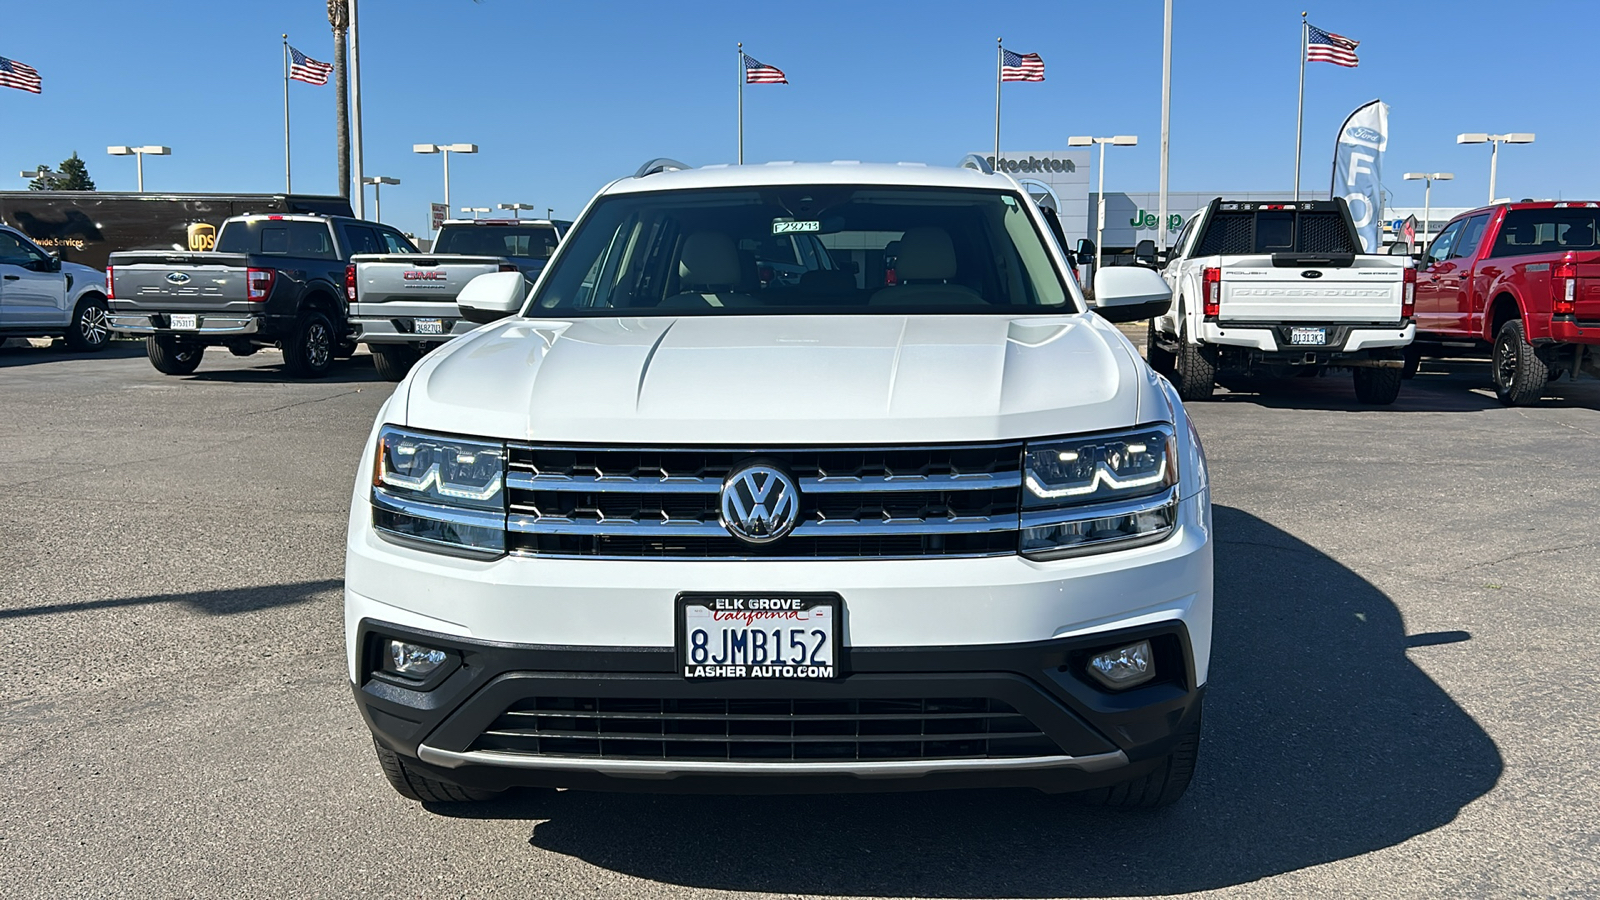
[988,155,1077,174]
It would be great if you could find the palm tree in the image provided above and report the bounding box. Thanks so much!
[328,0,351,199]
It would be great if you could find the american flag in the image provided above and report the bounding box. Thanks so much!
[743,53,787,84]
[1306,24,1359,67]
[0,55,42,94]
[289,46,334,85]
[1001,49,1044,82]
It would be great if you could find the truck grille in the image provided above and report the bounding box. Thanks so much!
[469,697,1060,761]
[504,443,1023,559]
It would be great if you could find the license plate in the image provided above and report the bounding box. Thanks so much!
[169,314,198,330]
[677,593,841,680]
[1290,327,1326,345]
[414,318,444,335]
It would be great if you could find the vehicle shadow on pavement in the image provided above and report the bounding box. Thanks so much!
[179,357,389,385]
[431,506,1503,897]
[0,340,147,367]
[1212,363,1600,412]
[0,578,340,621]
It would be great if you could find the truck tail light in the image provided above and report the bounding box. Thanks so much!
[105,265,115,301]
[1553,256,1577,316]
[246,267,277,302]
[345,264,357,302]
[497,263,519,273]
[1202,267,1221,318]
[1402,266,1416,319]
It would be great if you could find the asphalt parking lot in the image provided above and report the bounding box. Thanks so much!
[2,336,1598,899]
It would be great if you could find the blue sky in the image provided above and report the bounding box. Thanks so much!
[2,0,1590,236]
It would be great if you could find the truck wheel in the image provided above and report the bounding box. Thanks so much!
[1145,319,1175,376]
[1492,319,1548,406]
[371,344,419,382]
[145,335,203,375]
[373,740,500,803]
[1073,713,1201,809]
[1352,366,1403,405]
[1172,329,1216,401]
[65,296,112,352]
[283,311,336,378]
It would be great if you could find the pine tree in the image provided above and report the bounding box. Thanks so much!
[27,152,96,191]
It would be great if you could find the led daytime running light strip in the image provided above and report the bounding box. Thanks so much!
[1025,455,1169,500]
[381,461,504,503]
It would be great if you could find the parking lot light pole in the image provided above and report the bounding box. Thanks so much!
[1069,135,1138,272]
[106,145,170,192]
[20,166,52,186]
[1402,172,1453,238]
[499,203,536,220]
[362,176,399,224]
[1456,133,1533,204]
[413,143,476,210]
[461,206,491,220]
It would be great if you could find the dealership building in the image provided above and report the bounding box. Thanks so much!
[989,149,1456,258]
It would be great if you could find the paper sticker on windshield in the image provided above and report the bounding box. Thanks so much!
[773,220,821,235]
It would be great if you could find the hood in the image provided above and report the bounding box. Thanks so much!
[401,314,1161,444]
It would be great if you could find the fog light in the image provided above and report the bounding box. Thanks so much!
[388,640,447,678]
[1087,640,1154,690]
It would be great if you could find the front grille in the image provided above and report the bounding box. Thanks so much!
[469,697,1061,761]
[505,443,1023,559]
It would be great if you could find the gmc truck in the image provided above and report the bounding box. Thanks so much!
[106,214,416,378]
[348,219,570,381]
[1150,199,1415,404]
[346,158,1214,809]
[1409,201,1600,404]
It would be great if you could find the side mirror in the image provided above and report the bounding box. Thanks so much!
[456,270,526,324]
[1075,238,1097,260]
[1387,243,1412,256]
[1091,266,1172,324]
[1134,239,1157,265]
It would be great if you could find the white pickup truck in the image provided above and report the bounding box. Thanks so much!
[1149,199,1415,404]
[349,219,569,380]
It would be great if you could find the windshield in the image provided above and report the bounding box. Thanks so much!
[435,224,559,260]
[528,186,1075,316]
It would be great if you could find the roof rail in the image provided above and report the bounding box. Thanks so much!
[959,154,994,175]
[633,158,691,179]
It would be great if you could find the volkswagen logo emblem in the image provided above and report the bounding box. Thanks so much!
[166,272,191,285]
[1300,270,1323,279]
[719,462,800,544]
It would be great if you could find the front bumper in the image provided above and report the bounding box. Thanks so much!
[106,312,260,336]
[354,619,1203,794]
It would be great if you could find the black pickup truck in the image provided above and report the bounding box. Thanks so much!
[106,214,416,377]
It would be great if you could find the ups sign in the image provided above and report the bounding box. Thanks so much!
[187,222,216,252]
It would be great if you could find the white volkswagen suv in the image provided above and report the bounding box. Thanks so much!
[346,158,1212,808]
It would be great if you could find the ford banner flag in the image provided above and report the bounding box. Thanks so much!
[1331,99,1388,253]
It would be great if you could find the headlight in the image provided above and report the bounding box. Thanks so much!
[1020,424,1179,560]
[371,425,507,556]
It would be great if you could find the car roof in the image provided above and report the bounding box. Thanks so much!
[602,161,1018,196]
[439,219,564,227]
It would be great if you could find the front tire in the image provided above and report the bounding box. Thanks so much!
[373,740,501,803]
[1352,366,1403,405]
[283,311,337,378]
[1491,319,1548,406]
[371,344,420,382]
[145,335,203,375]
[1146,318,1175,376]
[65,295,112,352]
[1074,713,1201,809]
[1172,327,1217,401]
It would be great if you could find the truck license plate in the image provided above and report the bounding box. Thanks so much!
[1290,327,1326,346]
[169,314,198,330]
[678,593,840,680]
[414,318,444,336]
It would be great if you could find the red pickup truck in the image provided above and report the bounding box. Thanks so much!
[1412,202,1600,404]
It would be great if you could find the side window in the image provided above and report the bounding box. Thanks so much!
[381,230,416,254]
[341,224,382,255]
[1450,214,1491,260]
[0,231,45,265]
[1425,221,1463,265]
[1171,216,1197,258]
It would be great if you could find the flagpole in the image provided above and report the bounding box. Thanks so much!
[1294,11,1307,201]
[282,34,291,194]
[737,43,744,165]
[994,38,1002,168]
